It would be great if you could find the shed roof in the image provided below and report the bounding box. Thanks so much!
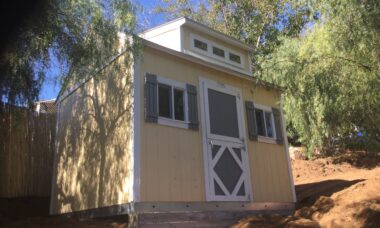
[139,17,255,52]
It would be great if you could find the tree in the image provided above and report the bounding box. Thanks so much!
[156,0,312,67]
[259,0,380,155]
[0,0,137,107]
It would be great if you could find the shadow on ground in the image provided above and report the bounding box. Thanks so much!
[295,179,365,208]
[0,197,129,227]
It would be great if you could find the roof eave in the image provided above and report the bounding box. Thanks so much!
[142,38,283,91]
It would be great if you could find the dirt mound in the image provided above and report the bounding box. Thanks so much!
[234,150,380,228]
[330,150,380,169]
[292,151,380,228]
[314,171,380,227]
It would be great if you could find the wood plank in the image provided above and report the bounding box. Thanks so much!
[0,103,55,197]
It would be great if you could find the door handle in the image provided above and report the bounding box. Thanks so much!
[209,140,214,148]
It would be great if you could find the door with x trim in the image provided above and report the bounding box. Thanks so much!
[201,79,252,201]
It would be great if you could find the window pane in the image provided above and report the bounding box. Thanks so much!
[229,53,241,64]
[158,84,171,118]
[174,89,184,121]
[265,112,274,138]
[194,39,208,51]
[213,46,225,58]
[255,109,266,136]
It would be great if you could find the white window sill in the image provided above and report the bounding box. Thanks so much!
[158,117,189,129]
[258,136,277,144]
[183,50,249,74]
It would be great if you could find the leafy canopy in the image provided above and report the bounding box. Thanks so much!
[259,0,380,155]
[156,0,312,66]
[0,0,137,106]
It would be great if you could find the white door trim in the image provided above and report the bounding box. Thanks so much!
[199,77,252,201]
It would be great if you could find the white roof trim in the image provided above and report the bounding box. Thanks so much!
[139,18,186,37]
[35,98,56,103]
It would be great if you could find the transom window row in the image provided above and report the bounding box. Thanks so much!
[193,38,242,65]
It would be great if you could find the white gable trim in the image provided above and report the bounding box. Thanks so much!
[138,17,186,38]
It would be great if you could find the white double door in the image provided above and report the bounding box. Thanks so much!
[200,78,252,201]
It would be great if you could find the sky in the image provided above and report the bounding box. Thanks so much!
[39,0,167,100]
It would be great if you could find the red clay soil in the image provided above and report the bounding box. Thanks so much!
[1,150,379,227]
[233,150,380,228]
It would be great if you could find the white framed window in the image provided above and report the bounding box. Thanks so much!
[157,76,189,128]
[254,104,276,142]
[189,33,244,68]
[193,38,208,52]
[212,45,225,58]
[229,52,241,64]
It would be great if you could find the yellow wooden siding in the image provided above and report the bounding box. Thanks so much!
[181,26,251,72]
[139,46,293,202]
[50,56,134,214]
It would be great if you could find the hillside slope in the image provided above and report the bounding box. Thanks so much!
[234,151,380,227]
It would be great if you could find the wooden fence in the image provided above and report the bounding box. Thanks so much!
[0,103,56,197]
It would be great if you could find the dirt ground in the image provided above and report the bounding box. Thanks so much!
[1,149,379,227]
[234,149,380,228]
[0,197,129,227]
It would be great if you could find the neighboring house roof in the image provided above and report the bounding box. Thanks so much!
[35,99,57,113]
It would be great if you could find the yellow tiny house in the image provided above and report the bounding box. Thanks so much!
[50,17,296,224]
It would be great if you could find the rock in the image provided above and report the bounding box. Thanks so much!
[357,203,380,227]
[290,147,307,160]
[294,207,313,219]
[286,218,321,228]
[311,211,323,221]
[312,196,334,214]
[369,203,380,212]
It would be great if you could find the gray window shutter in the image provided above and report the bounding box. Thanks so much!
[186,84,199,130]
[145,73,158,123]
[245,101,258,141]
[272,107,284,144]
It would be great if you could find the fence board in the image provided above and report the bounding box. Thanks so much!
[0,103,56,197]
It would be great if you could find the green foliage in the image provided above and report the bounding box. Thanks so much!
[259,0,380,155]
[156,0,312,65]
[0,0,138,106]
